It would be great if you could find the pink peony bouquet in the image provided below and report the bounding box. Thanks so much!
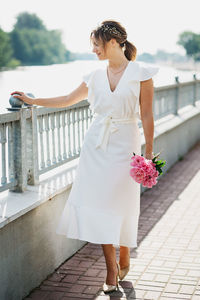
[130,152,166,188]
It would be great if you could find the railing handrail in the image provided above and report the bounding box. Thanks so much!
[0,77,200,193]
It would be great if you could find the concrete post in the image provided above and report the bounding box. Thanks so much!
[9,108,28,192]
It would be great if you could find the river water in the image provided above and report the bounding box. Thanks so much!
[0,59,199,198]
[0,59,199,113]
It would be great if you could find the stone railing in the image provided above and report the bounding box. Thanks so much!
[0,75,200,193]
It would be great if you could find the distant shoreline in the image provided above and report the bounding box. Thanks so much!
[158,60,200,72]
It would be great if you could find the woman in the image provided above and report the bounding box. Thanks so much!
[11,20,159,293]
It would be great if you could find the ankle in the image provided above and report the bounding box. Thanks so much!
[106,269,118,285]
[119,256,130,269]
[119,262,130,269]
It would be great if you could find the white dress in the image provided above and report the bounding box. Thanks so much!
[56,60,159,247]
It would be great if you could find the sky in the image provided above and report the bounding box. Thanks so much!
[1,0,200,56]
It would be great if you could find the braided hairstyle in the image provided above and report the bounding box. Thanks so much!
[90,19,137,61]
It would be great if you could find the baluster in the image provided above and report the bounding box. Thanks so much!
[72,109,76,155]
[85,108,89,129]
[44,114,51,166]
[38,116,45,169]
[50,113,56,164]
[8,122,15,184]
[174,76,179,115]
[81,108,85,146]
[0,124,7,185]
[89,109,93,124]
[62,111,67,160]
[27,106,39,185]
[67,110,72,158]
[77,108,81,153]
[56,112,62,161]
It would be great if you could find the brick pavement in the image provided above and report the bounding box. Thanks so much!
[24,141,200,300]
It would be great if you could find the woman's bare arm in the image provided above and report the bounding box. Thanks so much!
[11,81,88,108]
[139,78,154,159]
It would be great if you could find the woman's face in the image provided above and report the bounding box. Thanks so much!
[91,34,107,60]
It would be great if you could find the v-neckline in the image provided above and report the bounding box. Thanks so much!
[105,61,131,94]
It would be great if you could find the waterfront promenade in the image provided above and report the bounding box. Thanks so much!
[24,140,200,300]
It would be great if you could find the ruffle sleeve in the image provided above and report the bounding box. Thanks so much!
[82,69,97,111]
[127,61,160,121]
[82,70,96,88]
[138,62,159,81]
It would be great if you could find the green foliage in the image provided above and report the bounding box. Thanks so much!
[0,28,14,68]
[14,12,46,31]
[177,31,200,61]
[0,11,74,68]
[137,49,188,63]
[10,14,67,65]
[152,153,166,176]
[5,58,21,68]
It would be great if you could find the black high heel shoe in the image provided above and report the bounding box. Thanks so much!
[102,262,120,293]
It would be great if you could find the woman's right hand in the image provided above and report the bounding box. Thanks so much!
[10,91,35,105]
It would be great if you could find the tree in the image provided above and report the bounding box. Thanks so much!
[0,28,14,68]
[14,12,46,31]
[137,52,155,63]
[10,12,67,65]
[177,31,200,61]
[10,28,66,65]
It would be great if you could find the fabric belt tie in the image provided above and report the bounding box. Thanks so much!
[95,115,137,152]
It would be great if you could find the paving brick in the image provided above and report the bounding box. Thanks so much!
[173,268,188,276]
[62,274,80,283]
[164,283,180,293]
[192,296,200,300]
[84,268,101,277]
[26,289,50,299]
[25,141,200,300]
[79,260,95,268]
[163,261,178,268]
[78,276,103,282]
[47,273,66,282]
[40,286,69,292]
[179,284,196,294]
[68,284,87,293]
[145,290,161,299]
[78,280,103,286]
[188,270,200,277]
[137,280,165,287]
[62,292,93,298]
[44,291,64,300]
[170,278,197,285]
[150,259,165,267]
[154,274,170,283]
[83,285,101,294]
[161,292,191,299]
[58,269,85,275]
[134,284,163,292]
[94,296,110,300]
[140,273,156,281]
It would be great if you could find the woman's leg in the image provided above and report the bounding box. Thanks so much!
[101,244,118,285]
[119,246,130,269]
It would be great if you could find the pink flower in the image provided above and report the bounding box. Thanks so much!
[129,167,145,184]
[130,155,146,167]
[130,154,159,188]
